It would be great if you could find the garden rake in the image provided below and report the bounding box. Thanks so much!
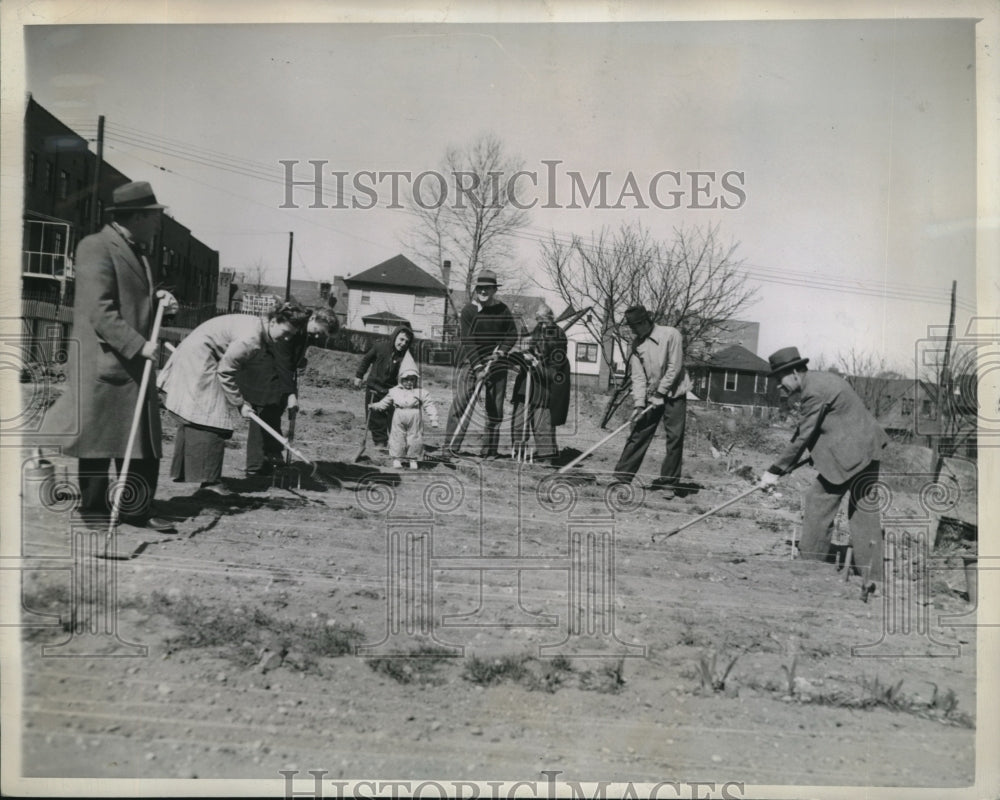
[99,292,169,561]
[448,346,501,454]
[512,368,534,464]
[557,404,654,475]
[651,458,811,543]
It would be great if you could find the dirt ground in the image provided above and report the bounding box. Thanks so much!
[13,349,980,791]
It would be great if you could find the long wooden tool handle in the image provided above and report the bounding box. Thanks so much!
[657,485,762,540]
[654,457,812,541]
[107,296,168,536]
[557,404,653,474]
[246,409,314,467]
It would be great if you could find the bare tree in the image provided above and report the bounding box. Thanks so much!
[833,347,907,419]
[243,259,271,296]
[408,133,530,305]
[540,221,757,382]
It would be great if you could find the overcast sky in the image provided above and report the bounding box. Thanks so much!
[14,7,988,370]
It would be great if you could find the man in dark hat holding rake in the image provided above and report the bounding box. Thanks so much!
[444,270,518,458]
[759,346,889,601]
[44,181,178,532]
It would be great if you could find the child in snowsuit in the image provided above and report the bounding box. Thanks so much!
[369,366,439,469]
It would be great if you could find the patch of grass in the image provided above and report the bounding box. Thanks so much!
[578,657,627,694]
[366,645,457,686]
[463,654,530,686]
[695,648,740,694]
[759,672,976,729]
[144,592,363,671]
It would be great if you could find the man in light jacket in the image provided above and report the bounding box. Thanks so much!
[612,305,692,497]
[759,347,889,601]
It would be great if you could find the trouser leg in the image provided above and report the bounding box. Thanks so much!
[246,402,283,471]
[481,371,507,455]
[532,406,558,458]
[799,475,845,562]
[387,417,407,459]
[848,460,884,582]
[657,396,686,485]
[444,367,477,451]
[112,457,159,520]
[77,457,111,514]
[78,457,158,519]
[366,388,391,445]
[613,404,664,482]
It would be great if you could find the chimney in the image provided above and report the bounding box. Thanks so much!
[442,260,451,289]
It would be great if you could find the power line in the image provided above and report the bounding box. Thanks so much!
[96,122,975,311]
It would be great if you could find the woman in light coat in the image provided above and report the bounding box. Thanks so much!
[157,303,310,493]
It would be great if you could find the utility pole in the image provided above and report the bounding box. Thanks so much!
[931,280,957,479]
[285,231,293,301]
[89,115,105,234]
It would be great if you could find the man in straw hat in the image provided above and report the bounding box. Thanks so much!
[612,304,692,497]
[43,181,178,532]
[759,346,889,601]
[444,269,518,458]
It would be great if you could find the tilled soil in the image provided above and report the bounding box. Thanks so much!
[14,351,979,791]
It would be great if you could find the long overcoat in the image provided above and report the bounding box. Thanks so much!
[511,321,571,427]
[43,224,162,459]
[157,314,280,432]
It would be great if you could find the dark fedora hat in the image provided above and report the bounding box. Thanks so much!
[474,269,501,288]
[107,181,166,211]
[623,305,652,327]
[768,346,810,376]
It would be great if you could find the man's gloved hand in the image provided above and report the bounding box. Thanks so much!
[649,393,665,407]
[759,471,780,489]
[352,377,363,389]
[240,403,254,419]
[140,341,158,360]
[286,393,298,411]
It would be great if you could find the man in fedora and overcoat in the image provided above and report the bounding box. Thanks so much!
[759,346,889,600]
[44,181,178,531]
[444,270,518,458]
[612,305,692,496]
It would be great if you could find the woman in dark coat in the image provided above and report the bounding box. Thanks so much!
[352,326,415,448]
[244,302,339,476]
[510,304,571,461]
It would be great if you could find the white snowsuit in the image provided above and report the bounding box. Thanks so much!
[371,385,440,459]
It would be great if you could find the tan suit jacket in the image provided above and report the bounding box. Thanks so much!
[771,371,889,485]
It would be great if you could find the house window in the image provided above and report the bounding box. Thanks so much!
[44,161,55,194]
[58,170,69,200]
[921,399,934,418]
[754,374,767,394]
[413,294,425,311]
[27,153,36,186]
[576,342,598,363]
[361,291,371,305]
[724,371,738,391]
[901,398,914,416]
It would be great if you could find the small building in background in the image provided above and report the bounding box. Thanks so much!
[343,254,448,340]
[688,344,780,414]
